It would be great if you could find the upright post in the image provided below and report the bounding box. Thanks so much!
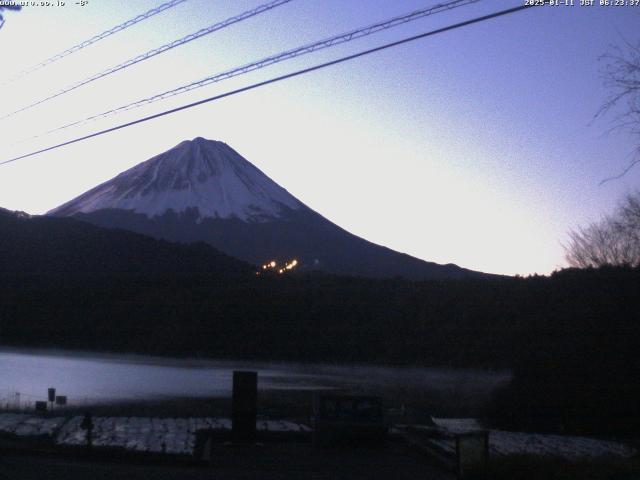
[231,371,257,444]
[456,431,489,480]
[81,412,94,451]
[48,388,56,412]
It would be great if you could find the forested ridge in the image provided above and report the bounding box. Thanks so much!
[2,208,639,434]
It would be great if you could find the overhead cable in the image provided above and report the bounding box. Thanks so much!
[0,3,540,166]
[2,0,189,85]
[20,0,480,140]
[0,0,293,119]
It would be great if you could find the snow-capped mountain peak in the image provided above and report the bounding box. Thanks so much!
[50,138,302,221]
[50,137,488,280]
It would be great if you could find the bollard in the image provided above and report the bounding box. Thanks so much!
[35,401,47,413]
[456,431,489,480]
[81,412,94,450]
[231,371,257,444]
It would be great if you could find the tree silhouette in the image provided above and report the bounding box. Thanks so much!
[598,37,640,183]
[565,191,640,268]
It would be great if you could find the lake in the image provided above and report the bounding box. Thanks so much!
[0,348,510,412]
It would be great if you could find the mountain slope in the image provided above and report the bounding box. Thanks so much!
[0,207,251,276]
[50,138,489,280]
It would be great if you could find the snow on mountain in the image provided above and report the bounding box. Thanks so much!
[50,137,490,280]
[50,138,302,221]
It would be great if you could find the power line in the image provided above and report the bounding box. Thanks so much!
[17,0,480,142]
[1,0,189,85]
[0,5,21,32]
[0,0,293,120]
[0,3,538,167]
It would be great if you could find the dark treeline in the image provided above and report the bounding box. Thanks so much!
[0,272,516,365]
[2,268,639,435]
[488,268,640,436]
[1,209,639,435]
[0,208,251,276]
[1,268,638,370]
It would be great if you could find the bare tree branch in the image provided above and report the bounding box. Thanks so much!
[597,35,640,181]
[565,191,640,268]
[599,157,640,185]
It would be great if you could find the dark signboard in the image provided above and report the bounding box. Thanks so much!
[314,394,387,447]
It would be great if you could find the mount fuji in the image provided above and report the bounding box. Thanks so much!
[50,137,485,280]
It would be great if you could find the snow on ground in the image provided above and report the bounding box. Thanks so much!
[0,413,310,456]
[55,416,310,455]
[425,418,637,461]
[3,412,632,461]
[432,418,484,434]
[0,413,30,434]
[488,430,636,459]
[0,413,66,437]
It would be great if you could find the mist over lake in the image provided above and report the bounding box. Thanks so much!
[0,348,509,410]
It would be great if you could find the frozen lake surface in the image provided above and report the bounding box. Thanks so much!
[0,348,510,407]
[0,349,327,405]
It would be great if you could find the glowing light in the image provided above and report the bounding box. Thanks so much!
[285,259,298,270]
[256,258,298,277]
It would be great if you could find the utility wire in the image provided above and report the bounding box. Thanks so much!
[2,0,189,85]
[16,0,480,143]
[0,0,293,120]
[0,3,539,167]
[0,5,21,32]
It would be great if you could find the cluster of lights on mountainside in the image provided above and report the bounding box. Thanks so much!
[256,259,298,276]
